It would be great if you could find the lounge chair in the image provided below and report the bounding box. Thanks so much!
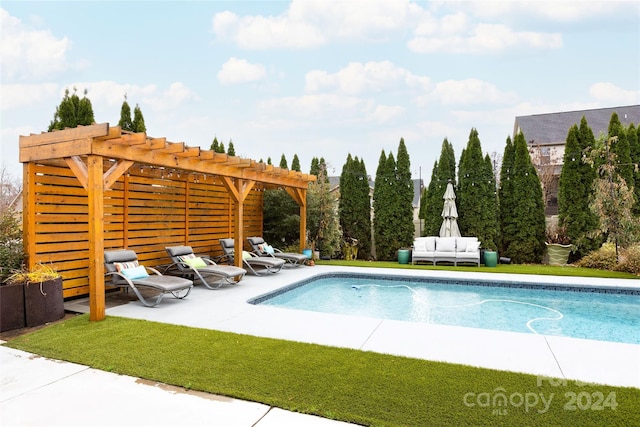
[104,249,193,307]
[219,238,285,275]
[247,236,308,267]
[164,245,246,289]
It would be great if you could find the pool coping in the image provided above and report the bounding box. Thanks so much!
[105,265,640,389]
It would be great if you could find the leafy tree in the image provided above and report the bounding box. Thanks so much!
[628,123,640,215]
[132,104,146,132]
[118,95,133,131]
[227,141,236,156]
[262,189,299,247]
[498,136,516,254]
[307,162,341,258]
[279,154,288,169]
[457,129,498,250]
[586,135,640,258]
[339,154,372,259]
[291,154,301,172]
[48,88,95,131]
[501,132,546,263]
[558,117,599,259]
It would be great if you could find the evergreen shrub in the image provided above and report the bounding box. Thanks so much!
[575,243,617,270]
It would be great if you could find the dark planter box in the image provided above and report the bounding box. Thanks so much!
[0,283,26,332]
[24,277,64,327]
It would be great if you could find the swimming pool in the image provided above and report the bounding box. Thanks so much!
[250,273,640,345]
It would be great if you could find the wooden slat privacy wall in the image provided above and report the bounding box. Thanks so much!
[26,160,263,299]
[20,123,315,319]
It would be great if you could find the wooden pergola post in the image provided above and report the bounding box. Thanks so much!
[87,155,105,320]
[222,177,256,268]
[286,187,308,251]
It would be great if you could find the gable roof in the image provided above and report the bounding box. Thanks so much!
[514,105,640,146]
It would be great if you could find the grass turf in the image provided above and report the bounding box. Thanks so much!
[316,259,638,279]
[5,315,639,427]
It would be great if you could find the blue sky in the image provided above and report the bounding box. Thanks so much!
[2,1,639,182]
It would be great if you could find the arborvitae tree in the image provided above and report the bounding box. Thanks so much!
[498,136,516,254]
[118,96,133,131]
[502,131,546,263]
[291,154,301,172]
[482,153,498,247]
[558,118,599,259]
[373,150,390,259]
[227,141,236,156]
[132,104,146,132]
[218,142,225,154]
[421,139,456,237]
[210,137,220,152]
[307,162,341,258]
[279,154,288,169]
[339,155,372,259]
[420,162,439,236]
[457,128,498,250]
[48,88,95,131]
[608,112,633,186]
[396,138,416,246]
[628,123,640,215]
[267,157,272,165]
[310,157,320,176]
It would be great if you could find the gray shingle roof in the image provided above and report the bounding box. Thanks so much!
[515,105,640,145]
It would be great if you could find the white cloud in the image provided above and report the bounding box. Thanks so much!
[464,0,636,22]
[217,58,267,85]
[212,0,422,49]
[409,21,562,54]
[0,83,59,110]
[430,79,518,106]
[589,82,640,105]
[305,61,431,95]
[0,8,70,80]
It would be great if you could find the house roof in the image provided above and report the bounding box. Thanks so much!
[514,105,640,146]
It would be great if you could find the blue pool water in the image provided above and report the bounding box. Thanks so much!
[251,274,640,344]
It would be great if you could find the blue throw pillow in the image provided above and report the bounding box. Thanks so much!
[121,265,149,280]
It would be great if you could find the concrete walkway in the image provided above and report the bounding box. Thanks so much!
[2,265,638,426]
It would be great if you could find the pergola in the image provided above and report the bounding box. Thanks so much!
[19,123,315,321]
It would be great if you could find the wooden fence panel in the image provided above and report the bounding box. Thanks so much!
[27,162,263,298]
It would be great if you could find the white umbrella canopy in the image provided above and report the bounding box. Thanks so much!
[440,181,461,238]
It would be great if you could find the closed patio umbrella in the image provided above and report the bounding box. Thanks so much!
[439,181,461,238]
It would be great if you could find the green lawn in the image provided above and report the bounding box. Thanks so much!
[317,259,638,280]
[4,262,638,426]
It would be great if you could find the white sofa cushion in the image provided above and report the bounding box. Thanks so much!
[436,237,456,252]
[425,236,437,252]
[413,239,427,252]
[466,241,480,252]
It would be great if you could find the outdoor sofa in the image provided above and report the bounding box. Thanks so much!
[412,236,481,266]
